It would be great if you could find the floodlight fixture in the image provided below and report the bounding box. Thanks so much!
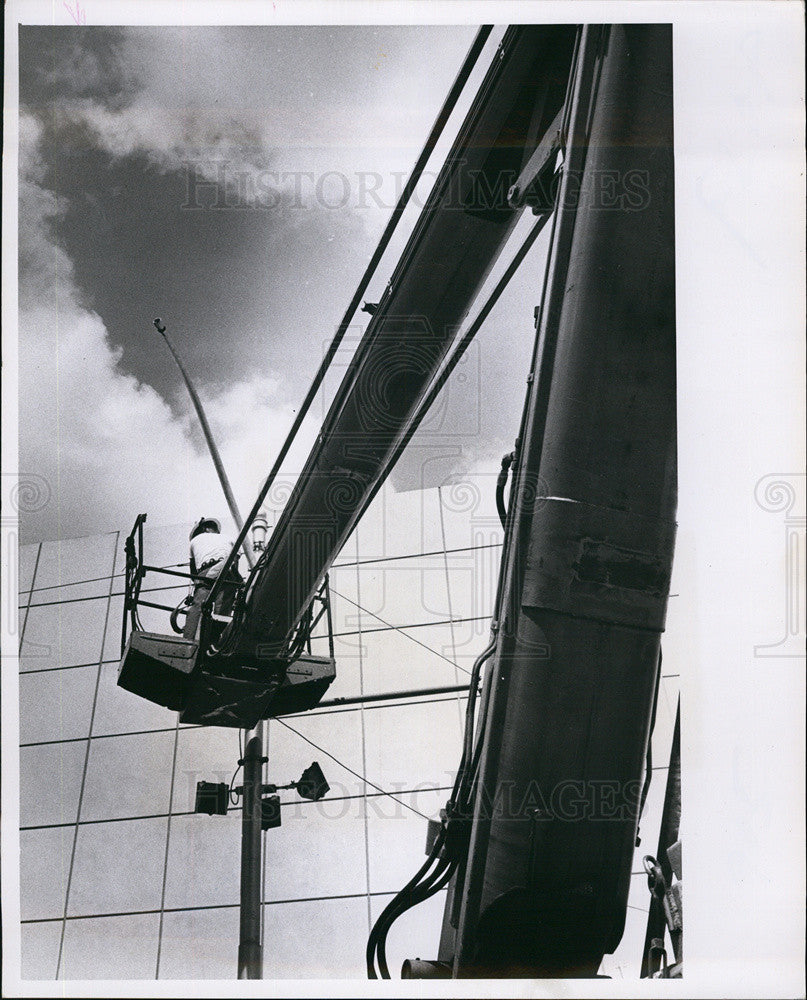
[260,794,282,831]
[296,761,330,802]
[195,780,229,816]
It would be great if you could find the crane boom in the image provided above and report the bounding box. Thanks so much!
[117,20,678,978]
[118,25,579,728]
[436,24,677,977]
[234,25,577,660]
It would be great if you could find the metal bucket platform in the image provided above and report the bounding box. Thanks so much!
[118,629,335,728]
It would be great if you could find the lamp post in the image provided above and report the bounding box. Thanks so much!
[195,761,330,979]
[153,317,267,978]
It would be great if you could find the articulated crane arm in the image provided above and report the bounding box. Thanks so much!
[118,23,677,979]
[394,24,677,980]
[118,26,578,728]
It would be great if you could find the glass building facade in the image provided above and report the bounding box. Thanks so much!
[16,480,681,980]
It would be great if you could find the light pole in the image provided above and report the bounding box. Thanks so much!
[154,317,266,979]
[238,730,265,978]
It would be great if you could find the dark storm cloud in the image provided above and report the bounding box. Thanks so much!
[19,26,137,111]
[31,139,373,409]
[17,24,474,409]
[17,23,539,541]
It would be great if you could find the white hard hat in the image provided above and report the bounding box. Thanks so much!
[189,517,221,541]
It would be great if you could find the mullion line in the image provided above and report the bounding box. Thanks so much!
[24,581,187,610]
[21,785,454,832]
[19,692,471,748]
[155,715,181,979]
[21,612,491,648]
[23,560,189,595]
[20,543,504,597]
[330,542,502,569]
[18,672,680,750]
[20,658,119,675]
[55,532,120,980]
[18,652,678,680]
[20,869,652,927]
[22,887,450,925]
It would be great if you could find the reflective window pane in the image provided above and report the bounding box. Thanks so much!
[21,919,62,980]
[355,623,469,697]
[263,895,370,978]
[263,798,367,902]
[20,826,72,920]
[35,532,118,590]
[445,546,502,622]
[81,732,176,822]
[362,699,462,791]
[345,485,444,561]
[20,741,86,828]
[356,560,450,629]
[61,912,159,979]
[158,905,239,979]
[19,665,96,745]
[68,817,167,916]
[20,600,108,673]
[163,813,241,911]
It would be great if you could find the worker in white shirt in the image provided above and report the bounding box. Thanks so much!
[183,517,242,640]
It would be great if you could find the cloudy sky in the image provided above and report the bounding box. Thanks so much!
[17,23,548,544]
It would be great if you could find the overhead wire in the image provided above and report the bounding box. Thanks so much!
[274,717,430,821]
[328,586,474,676]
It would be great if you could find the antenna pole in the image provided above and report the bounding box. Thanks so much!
[153,318,255,569]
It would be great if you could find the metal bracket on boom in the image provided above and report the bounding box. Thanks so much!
[507,106,564,213]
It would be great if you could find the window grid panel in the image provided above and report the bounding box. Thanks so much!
[18,522,680,980]
[20,784,456,834]
[18,542,42,650]
[60,911,160,980]
[55,534,126,977]
[155,717,181,979]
